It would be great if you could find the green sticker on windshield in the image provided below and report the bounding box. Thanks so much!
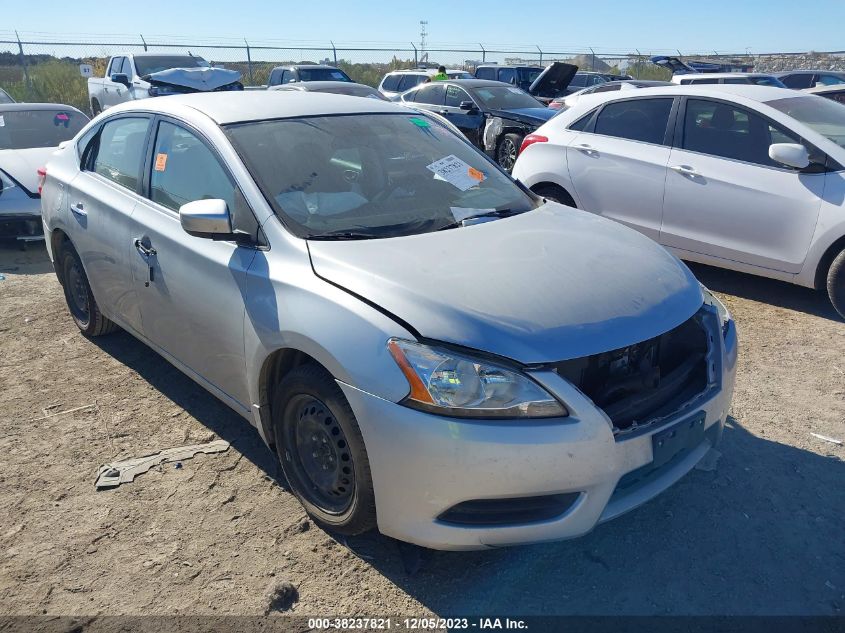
[409,117,431,128]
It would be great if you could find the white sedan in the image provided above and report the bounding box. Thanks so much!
[513,84,845,318]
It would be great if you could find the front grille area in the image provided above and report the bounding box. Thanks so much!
[437,493,581,527]
[552,308,714,436]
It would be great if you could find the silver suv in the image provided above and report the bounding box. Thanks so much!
[41,92,736,550]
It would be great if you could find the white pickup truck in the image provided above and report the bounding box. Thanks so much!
[87,53,242,116]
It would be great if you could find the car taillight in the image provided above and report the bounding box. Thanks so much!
[37,167,46,195]
[519,134,548,154]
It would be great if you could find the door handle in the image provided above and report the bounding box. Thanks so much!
[134,238,157,257]
[670,164,699,177]
[70,202,87,217]
[576,143,598,156]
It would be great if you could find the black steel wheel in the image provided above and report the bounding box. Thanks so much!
[272,363,376,535]
[59,245,118,337]
[496,133,523,172]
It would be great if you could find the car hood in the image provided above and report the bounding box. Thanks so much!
[0,146,58,194]
[145,67,242,91]
[529,62,578,98]
[490,107,557,125]
[650,56,698,75]
[307,204,704,364]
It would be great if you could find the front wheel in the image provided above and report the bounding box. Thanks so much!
[826,248,845,320]
[496,133,523,172]
[272,364,377,535]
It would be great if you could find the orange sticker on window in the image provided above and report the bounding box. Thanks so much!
[154,153,168,172]
[468,167,484,181]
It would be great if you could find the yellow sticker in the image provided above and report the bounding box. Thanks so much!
[154,153,168,172]
[468,167,484,181]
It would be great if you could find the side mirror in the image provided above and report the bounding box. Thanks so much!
[110,73,131,87]
[179,199,233,239]
[459,100,477,111]
[769,143,810,169]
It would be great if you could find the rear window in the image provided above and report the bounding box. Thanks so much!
[593,98,673,145]
[380,74,401,91]
[134,55,209,76]
[298,68,352,82]
[475,67,496,81]
[0,109,89,150]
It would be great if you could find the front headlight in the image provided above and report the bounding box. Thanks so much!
[701,285,731,335]
[387,339,567,419]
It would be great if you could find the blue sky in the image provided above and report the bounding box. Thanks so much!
[3,0,844,54]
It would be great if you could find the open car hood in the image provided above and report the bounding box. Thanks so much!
[650,56,698,75]
[307,204,704,364]
[528,62,578,99]
[145,67,242,92]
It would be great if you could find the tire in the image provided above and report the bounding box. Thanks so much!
[496,133,523,172]
[826,248,845,320]
[531,184,576,208]
[272,363,377,535]
[59,245,118,337]
[91,99,102,117]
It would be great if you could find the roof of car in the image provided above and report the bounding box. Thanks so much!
[269,81,374,91]
[476,64,542,69]
[571,83,804,107]
[677,72,777,79]
[387,68,468,75]
[0,102,84,113]
[775,69,845,76]
[418,79,510,88]
[104,90,408,124]
[272,64,341,70]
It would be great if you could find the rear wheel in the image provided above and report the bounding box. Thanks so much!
[272,364,377,535]
[826,247,845,320]
[496,133,523,172]
[59,245,118,337]
[531,183,576,207]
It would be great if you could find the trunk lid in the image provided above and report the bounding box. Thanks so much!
[528,62,579,100]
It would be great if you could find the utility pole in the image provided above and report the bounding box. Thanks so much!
[15,31,33,100]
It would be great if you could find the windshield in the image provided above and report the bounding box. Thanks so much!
[298,68,352,82]
[135,55,209,76]
[0,109,88,150]
[225,113,536,239]
[766,95,845,149]
[471,86,542,110]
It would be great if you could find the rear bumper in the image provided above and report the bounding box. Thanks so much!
[340,319,737,551]
[0,203,44,239]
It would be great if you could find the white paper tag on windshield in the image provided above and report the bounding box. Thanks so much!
[450,207,495,222]
[0,116,4,127]
[426,154,485,191]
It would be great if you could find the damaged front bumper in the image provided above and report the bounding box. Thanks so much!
[339,306,737,551]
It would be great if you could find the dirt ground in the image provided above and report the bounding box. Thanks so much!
[0,241,843,617]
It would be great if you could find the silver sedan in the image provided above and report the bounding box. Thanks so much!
[41,92,736,550]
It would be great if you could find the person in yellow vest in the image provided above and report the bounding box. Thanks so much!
[433,66,449,81]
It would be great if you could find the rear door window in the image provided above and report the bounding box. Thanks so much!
[593,98,673,145]
[90,117,149,191]
[397,74,425,92]
[413,84,445,105]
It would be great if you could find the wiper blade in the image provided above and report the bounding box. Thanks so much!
[306,231,380,241]
[437,208,524,231]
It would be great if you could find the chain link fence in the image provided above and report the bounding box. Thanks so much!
[2,32,845,114]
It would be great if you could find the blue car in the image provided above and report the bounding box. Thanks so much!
[399,78,560,172]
